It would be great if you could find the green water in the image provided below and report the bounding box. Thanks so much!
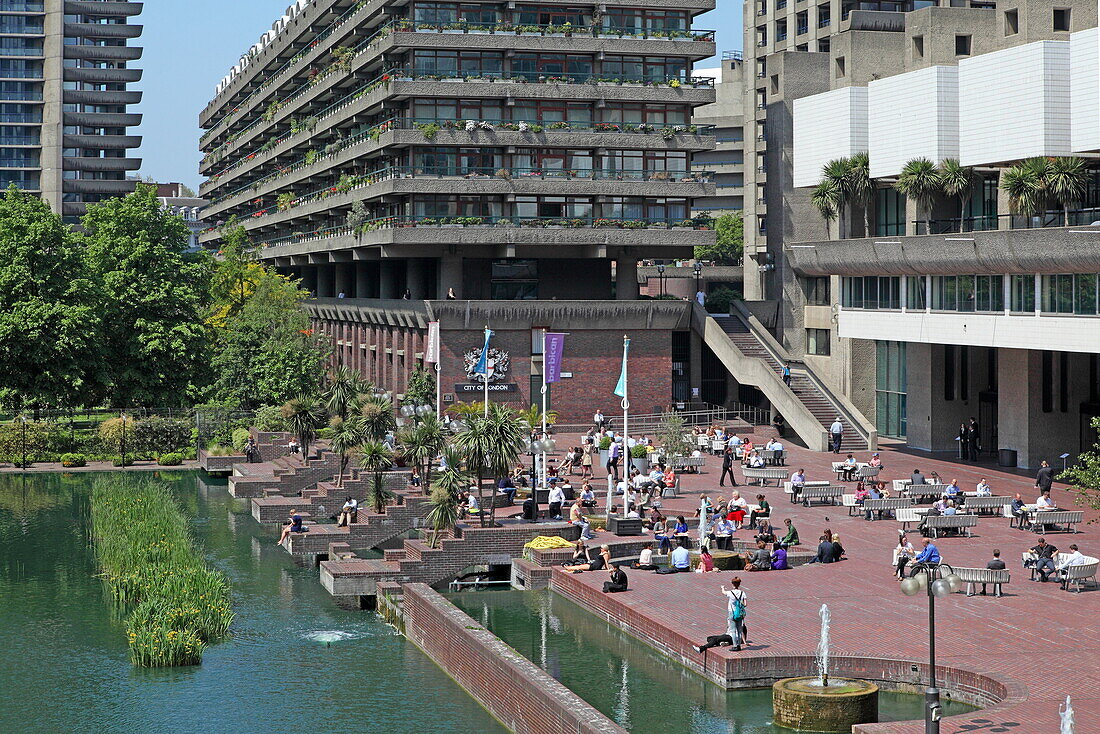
[0,471,504,734]
[452,590,976,734]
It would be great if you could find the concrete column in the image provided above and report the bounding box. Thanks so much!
[355,262,372,299]
[615,257,639,300]
[407,259,426,299]
[316,265,334,298]
[334,263,352,298]
[689,329,704,402]
[379,261,396,299]
[439,255,462,298]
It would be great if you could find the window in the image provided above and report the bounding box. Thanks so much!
[818,38,830,52]
[806,329,831,356]
[802,276,830,305]
[1004,8,1019,35]
[817,4,831,27]
[906,276,926,310]
[1074,274,1097,315]
[835,56,845,78]
[796,11,808,34]
[1011,274,1035,313]
[776,19,787,41]
[955,34,972,56]
[491,259,538,300]
[1041,274,1075,314]
[975,275,1004,312]
[770,74,779,95]
[912,35,924,58]
[876,188,905,236]
[932,276,957,310]
[876,341,907,438]
[1053,7,1071,31]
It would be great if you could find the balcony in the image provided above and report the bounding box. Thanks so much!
[63,156,141,172]
[63,111,141,127]
[64,134,141,149]
[61,178,136,194]
[63,89,142,105]
[64,1,143,16]
[64,67,143,84]
[64,45,143,62]
[64,22,143,39]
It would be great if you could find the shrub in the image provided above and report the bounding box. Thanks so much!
[0,421,51,464]
[231,428,251,453]
[253,405,287,432]
[99,416,137,455]
[132,417,190,455]
[158,452,184,466]
[61,453,87,468]
[630,445,648,459]
[598,436,612,450]
[703,286,740,314]
[205,444,234,457]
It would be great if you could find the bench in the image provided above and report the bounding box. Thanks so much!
[906,484,948,504]
[857,466,881,480]
[800,485,844,507]
[842,494,858,515]
[1028,510,1084,534]
[1061,557,1099,593]
[863,497,912,520]
[920,514,978,538]
[667,456,704,473]
[760,449,785,466]
[785,480,829,503]
[831,462,867,481]
[952,566,1011,597]
[743,467,789,486]
[896,507,922,531]
[607,515,644,536]
[963,495,1011,515]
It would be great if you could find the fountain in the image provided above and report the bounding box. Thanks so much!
[772,604,879,732]
[1061,695,1075,734]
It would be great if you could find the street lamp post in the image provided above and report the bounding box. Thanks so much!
[900,562,963,734]
[656,263,665,297]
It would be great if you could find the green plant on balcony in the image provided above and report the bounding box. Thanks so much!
[495,168,511,180]
[346,200,370,233]
[548,121,570,130]
[334,173,357,193]
[414,122,441,140]
[455,216,484,226]
[417,217,438,226]
[623,220,648,229]
[304,149,320,165]
[262,100,283,122]
[276,192,296,211]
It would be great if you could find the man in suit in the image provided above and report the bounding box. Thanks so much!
[979,548,1006,595]
[968,417,981,460]
[719,447,738,487]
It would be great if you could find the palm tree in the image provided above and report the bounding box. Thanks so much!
[327,416,365,486]
[821,158,852,238]
[895,157,942,234]
[356,395,397,442]
[453,415,494,527]
[399,414,445,494]
[448,400,484,419]
[515,404,559,429]
[810,180,841,239]
[425,445,466,548]
[358,440,395,513]
[482,404,528,525]
[324,366,369,420]
[1046,156,1089,225]
[938,158,977,233]
[281,395,324,458]
[845,152,874,237]
[1000,157,1048,220]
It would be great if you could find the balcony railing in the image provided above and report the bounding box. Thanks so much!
[911,208,1100,235]
[204,117,715,203]
[244,214,715,249]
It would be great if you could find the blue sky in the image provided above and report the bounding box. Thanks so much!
[136,2,742,189]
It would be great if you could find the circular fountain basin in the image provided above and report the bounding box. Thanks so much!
[773,677,879,732]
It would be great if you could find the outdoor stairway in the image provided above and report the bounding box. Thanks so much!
[227,446,339,499]
[319,518,580,601]
[697,304,873,452]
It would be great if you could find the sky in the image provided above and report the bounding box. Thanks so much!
[136,2,743,190]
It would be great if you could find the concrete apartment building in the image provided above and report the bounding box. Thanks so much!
[692,52,746,216]
[0,0,143,218]
[739,0,1100,466]
[195,0,729,421]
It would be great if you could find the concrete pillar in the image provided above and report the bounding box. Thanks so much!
[615,257,639,300]
[439,255,462,298]
[379,261,396,299]
[689,329,704,402]
[334,263,352,298]
[407,259,426,299]
[355,262,372,299]
[316,265,334,298]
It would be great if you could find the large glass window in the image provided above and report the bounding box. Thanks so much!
[841,276,899,308]
[806,328,831,355]
[1011,274,1035,313]
[491,259,538,300]
[974,275,1004,312]
[802,276,830,306]
[876,341,907,438]
[1041,274,1075,314]
[875,187,905,237]
[905,276,926,310]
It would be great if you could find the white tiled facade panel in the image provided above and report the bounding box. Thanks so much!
[868,66,958,179]
[958,40,1071,166]
[1070,28,1100,153]
[792,86,869,188]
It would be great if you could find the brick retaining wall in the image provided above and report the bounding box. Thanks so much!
[402,584,627,734]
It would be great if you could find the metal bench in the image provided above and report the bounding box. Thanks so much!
[896,507,922,531]
[1028,510,1084,534]
[831,462,867,481]
[743,467,789,486]
[906,484,947,504]
[842,494,858,515]
[963,495,1011,515]
[1061,557,1099,593]
[800,485,844,507]
[857,466,881,480]
[785,480,830,503]
[952,566,1011,597]
[920,514,978,538]
[760,449,785,466]
[863,497,912,520]
[667,456,704,473]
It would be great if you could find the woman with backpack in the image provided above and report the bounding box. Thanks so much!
[691,577,749,653]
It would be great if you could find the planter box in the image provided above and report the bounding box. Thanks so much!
[598,449,609,465]
[631,456,650,472]
[607,516,643,536]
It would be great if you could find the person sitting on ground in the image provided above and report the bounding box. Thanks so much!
[755,520,777,546]
[632,542,659,571]
[566,539,592,566]
[979,549,1006,595]
[287,437,300,454]
[975,478,992,496]
[893,532,915,578]
[278,510,307,544]
[603,564,628,593]
[570,501,595,540]
[913,538,941,567]
[409,465,422,488]
[830,532,847,562]
[840,453,858,480]
[336,496,358,527]
[771,543,789,570]
[698,546,716,572]
[781,518,800,546]
[564,544,611,573]
[749,494,771,527]
[744,540,772,571]
[1029,537,1058,582]
[1035,489,1058,510]
[656,537,693,574]
[807,535,834,564]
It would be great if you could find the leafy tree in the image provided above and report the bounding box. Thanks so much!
[1000,158,1047,219]
[81,185,211,406]
[895,157,942,234]
[403,364,436,407]
[694,212,743,264]
[358,440,395,513]
[281,395,325,457]
[516,404,558,428]
[426,445,466,547]
[0,186,102,409]
[1046,157,1089,226]
[209,270,328,408]
[456,404,526,526]
[356,395,397,442]
[845,152,874,237]
[1059,416,1100,518]
[399,414,445,494]
[656,412,691,457]
[704,286,740,314]
[207,224,260,329]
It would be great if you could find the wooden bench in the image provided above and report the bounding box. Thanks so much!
[800,485,844,507]
[863,497,912,520]
[963,495,1011,515]
[952,566,1011,597]
[1028,510,1084,534]
[920,514,978,538]
[743,467,789,486]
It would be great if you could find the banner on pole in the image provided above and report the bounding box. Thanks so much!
[425,321,441,364]
[544,333,566,383]
[473,328,494,376]
[613,337,631,398]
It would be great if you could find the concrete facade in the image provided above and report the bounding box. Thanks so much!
[1,0,143,217]
[692,56,746,216]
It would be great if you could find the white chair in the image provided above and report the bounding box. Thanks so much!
[842,494,858,516]
[896,508,921,531]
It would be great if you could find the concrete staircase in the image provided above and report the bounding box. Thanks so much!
[319,519,580,602]
[227,448,339,499]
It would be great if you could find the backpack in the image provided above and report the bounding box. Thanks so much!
[730,591,746,621]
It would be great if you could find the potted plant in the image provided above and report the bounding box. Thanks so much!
[598,435,612,465]
[630,444,649,472]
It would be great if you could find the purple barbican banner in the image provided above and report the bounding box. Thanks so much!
[544,333,566,383]
[425,321,441,364]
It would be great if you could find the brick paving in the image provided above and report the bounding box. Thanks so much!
[549,437,1099,733]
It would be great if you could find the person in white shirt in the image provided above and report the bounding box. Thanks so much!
[336,496,358,527]
[626,435,637,449]
[1035,490,1058,510]
[1057,543,1087,571]
[975,478,991,496]
[632,542,658,570]
[547,484,566,520]
[593,410,605,430]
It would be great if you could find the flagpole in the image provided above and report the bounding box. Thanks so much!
[620,335,629,522]
[541,330,548,491]
[483,323,490,418]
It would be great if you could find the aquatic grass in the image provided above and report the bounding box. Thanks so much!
[89,476,234,667]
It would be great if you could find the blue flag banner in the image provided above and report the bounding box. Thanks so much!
[544,333,566,383]
[614,337,631,398]
[473,328,493,376]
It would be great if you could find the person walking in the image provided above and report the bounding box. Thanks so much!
[719,447,738,487]
[829,418,843,454]
[968,417,981,460]
[606,440,621,482]
[782,362,792,388]
[957,423,969,461]
[1034,460,1055,495]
